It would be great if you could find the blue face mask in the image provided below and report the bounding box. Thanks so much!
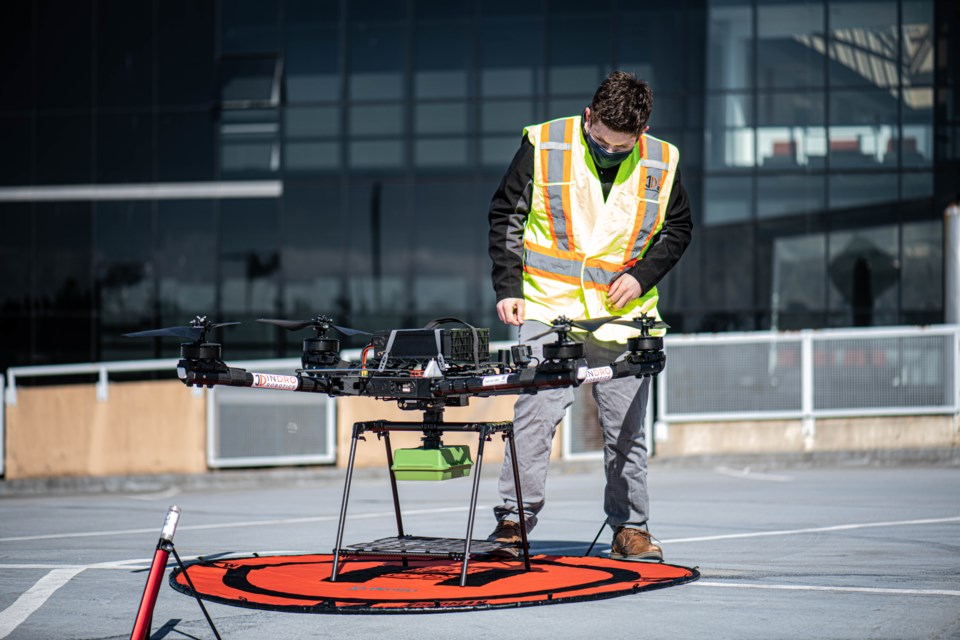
[584,129,634,169]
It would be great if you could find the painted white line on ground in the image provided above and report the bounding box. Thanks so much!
[662,516,960,545]
[0,505,483,543]
[713,466,793,482]
[694,581,960,597]
[0,567,85,639]
[125,487,181,501]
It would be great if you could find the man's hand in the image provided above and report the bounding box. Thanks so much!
[497,298,526,326]
[606,273,642,309]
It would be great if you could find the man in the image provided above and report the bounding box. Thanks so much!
[487,71,692,561]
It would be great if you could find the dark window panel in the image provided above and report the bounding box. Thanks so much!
[829,89,899,168]
[219,198,279,312]
[481,16,542,98]
[828,0,899,88]
[0,312,32,370]
[158,0,215,106]
[757,91,826,170]
[156,200,216,333]
[411,180,481,320]
[340,180,409,327]
[36,115,93,185]
[350,0,406,21]
[96,114,154,183]
[479,0,541,17]
[280,183,347,348]
[414,22,471,99]
[413,0,471,19]
[34,312,96,364]
[220,56,281,106]
[0,116,33,186]
[285,0,340,104]
[549,16,610,96]
[414,137,469,170]
[34,202,93,313]
[284,106,339,138]
[619,8,686,94]
[221,0,279,54]
[285,25,340,103]
[349,22,407,101]
[96,1,154,108]
[35,0,93,109]
[158,111,215,181]
[756,1,824,89]
[902,87,934,167]
[286,0,340,24]
[0,203,34,369]
[95,201,155,350]
[829,172,899,211]
[699,222,756,331]
[0,3,34,110]
[0,204,33,309]
[217,198,280,358]
[482,99,535,134]
[705,93,754,170]
[707,0,753,91]
[703,175,753,225]
[902,0,934,86]
[758,174,826,219]
[827,224,900,327]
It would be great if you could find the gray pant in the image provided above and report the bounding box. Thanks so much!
[494,320,651,532]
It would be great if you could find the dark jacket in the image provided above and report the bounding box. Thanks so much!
[488,136,693,302]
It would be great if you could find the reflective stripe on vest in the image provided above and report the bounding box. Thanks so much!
[539,119,575,251]
[623,138,669,265]
[523,242,625,291]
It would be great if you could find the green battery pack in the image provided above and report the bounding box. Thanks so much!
[391,445,473,481]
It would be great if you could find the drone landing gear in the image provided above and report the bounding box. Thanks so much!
[330,408,531,587]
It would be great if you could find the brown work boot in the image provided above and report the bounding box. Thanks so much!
[486,520,523,557]
[610,526,663,562]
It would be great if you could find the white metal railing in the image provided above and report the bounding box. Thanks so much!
[658,325,960,437]
[5,359,190,405]
[5,328,957,472]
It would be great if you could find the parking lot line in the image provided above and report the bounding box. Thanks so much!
[0,567,85,639]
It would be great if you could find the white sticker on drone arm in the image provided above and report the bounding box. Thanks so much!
[582,366,614,384]
[251,373,299,390]
[481,374,511,387]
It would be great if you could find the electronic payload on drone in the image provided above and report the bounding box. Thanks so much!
[125,313,669,587]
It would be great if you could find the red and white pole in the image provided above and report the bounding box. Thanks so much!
[130,505,181,640]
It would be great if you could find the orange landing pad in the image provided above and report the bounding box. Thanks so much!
[170,553,699,613]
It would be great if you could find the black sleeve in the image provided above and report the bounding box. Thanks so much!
[488,137,534,301]
[626,169,693,293]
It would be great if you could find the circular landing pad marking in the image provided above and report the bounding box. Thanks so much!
[170,553,699,613]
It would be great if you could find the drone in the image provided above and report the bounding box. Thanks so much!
[125,312,670,586]
[126,313,668,412]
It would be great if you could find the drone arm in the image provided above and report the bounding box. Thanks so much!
[431,363,582,398]
[176,362,335,394]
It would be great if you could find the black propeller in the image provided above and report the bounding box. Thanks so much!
[124,316,239,343]
[610,315,670,333]
[257,315,370,338]
[529,314,668,341]
[528,316,620,341]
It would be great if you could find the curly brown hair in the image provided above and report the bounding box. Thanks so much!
[589,71,653,136]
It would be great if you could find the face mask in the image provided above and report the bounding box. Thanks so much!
[584,129,634,169]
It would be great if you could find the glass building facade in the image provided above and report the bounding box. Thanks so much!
[0,0,956,371]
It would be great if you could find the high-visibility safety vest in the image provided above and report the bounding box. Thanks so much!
[521,115,679,343]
